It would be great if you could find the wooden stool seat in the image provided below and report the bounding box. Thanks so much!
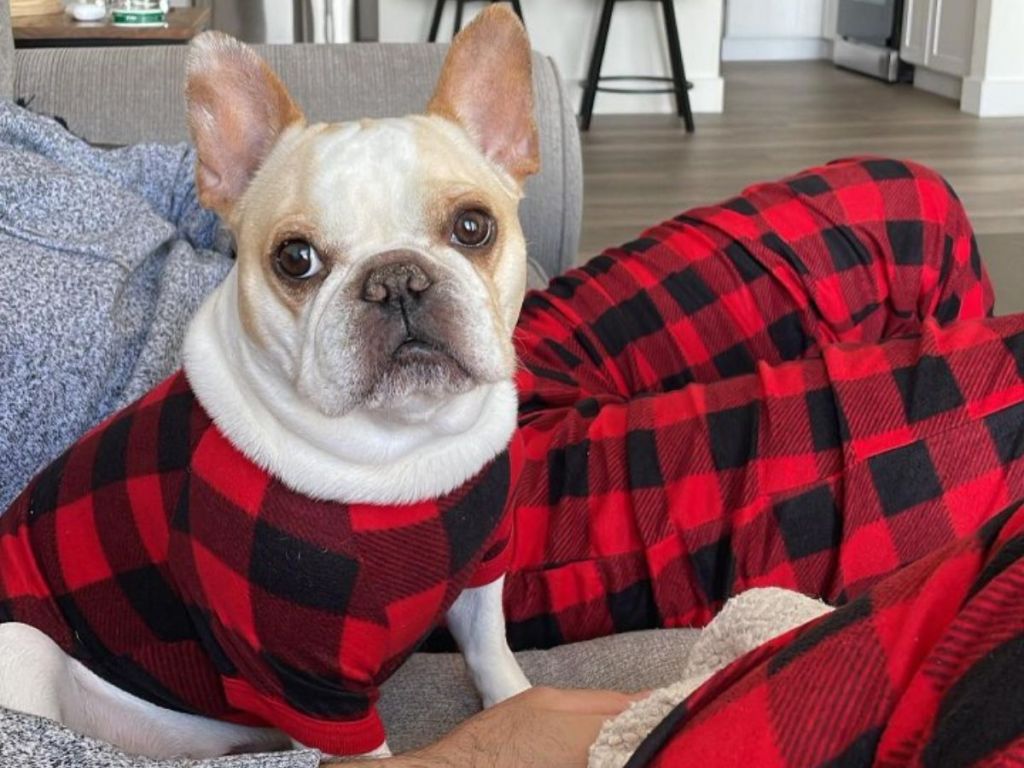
[579,0,695,132]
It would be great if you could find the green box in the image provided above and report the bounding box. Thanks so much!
[111,9,166,26]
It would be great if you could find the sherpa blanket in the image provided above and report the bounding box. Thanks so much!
[589,589,833,768]
[0,100,233,511]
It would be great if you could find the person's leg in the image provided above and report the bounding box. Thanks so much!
[633,498,1024,768]
[518,157,991,409]
[508,312,1024,647]
[506,159,1006,648]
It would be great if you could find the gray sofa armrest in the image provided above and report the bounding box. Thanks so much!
[12,42,582,279]
[0,0,12,100]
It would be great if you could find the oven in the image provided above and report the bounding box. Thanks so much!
[833,0,911,82]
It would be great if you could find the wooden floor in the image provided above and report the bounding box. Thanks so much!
[579,60,1024,312]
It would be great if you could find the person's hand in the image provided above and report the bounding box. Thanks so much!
[323,686,641,767]
[415,686,639,768]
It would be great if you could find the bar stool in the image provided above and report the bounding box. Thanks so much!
[579,0,695,132]
[428,0,526,42]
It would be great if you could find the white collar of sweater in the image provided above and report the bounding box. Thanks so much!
[181,273,518,505]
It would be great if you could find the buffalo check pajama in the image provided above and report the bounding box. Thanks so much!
[0,372,519,755]
[506,157,1024,765]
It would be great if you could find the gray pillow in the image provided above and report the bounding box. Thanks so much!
[0,0,13,100]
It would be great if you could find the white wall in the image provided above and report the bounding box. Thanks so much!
[379,0,724,114]
[962,0,1024,116]
[722,0,832,60]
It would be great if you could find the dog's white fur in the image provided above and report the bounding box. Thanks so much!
[0,7,536,760]
[447,576,531,707]
[0,623,290,758]
[184,265,520,505]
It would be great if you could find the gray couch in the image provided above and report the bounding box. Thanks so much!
[0,5,695,764]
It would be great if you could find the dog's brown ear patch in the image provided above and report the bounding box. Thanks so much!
[427,5,539,183]
[186,32,304,218]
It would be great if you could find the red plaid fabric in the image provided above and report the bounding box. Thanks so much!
[632,499,1024,767]
[504,156,1024,764]
[0,372,518,754]
[505,157,1013,645]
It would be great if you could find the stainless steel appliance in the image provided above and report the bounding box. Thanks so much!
[196,0,317,43]
[833,0,911,83]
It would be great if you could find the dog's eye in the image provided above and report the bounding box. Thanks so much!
[451,209,495,249]
[275,240,323,280]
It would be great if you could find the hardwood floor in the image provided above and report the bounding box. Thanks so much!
[579,60,1024,312]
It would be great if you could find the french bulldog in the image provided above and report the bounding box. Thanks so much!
[0,6,537,759]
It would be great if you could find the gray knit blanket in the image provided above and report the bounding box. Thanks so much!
[0,100,232,511]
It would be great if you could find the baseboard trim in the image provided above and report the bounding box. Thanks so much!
[721,37,831,62]
[961,76,1024,117]
[913,67,961,101]
[569,76,725,115]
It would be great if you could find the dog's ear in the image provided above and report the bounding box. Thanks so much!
[185,32,304,218]
[427,5,539,184]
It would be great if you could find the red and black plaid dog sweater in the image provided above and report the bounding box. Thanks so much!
[0,371,519,754]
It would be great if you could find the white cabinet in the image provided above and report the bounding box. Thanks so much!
[822,0,839,40]
[901,0,931,66]
[928,0,975,76]
[901,0,975,76]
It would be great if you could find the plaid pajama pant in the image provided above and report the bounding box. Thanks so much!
[502,157,1024,763]
[632,497,1024,768]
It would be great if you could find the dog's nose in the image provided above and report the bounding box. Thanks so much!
[361,263,433,305]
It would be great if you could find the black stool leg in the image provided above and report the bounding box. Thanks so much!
[661,0,695,133]
[506,0,525,24]
[579,0,616,132]
[428,0,445,42]
[453,0,466,36]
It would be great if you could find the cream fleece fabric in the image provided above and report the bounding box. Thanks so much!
[589,588,834,768]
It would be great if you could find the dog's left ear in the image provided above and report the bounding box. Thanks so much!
[427,5,539,184]
[185,32,305,218]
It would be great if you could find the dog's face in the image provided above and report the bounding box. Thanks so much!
[185,7,538,420]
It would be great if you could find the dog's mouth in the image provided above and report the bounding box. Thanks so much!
[388,333,473,381]
[393,336,448,359]
[360,332,476,409]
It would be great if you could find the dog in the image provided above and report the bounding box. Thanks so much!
[0,6,537,759]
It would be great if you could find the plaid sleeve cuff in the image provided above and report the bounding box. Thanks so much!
[223,677,385,755]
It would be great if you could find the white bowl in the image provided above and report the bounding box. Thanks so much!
[68,3,108,22]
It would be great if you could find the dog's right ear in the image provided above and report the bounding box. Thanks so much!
[427,5,539,185]
[185,32,304,219]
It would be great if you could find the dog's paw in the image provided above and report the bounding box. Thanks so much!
[300,739,391,760]
[358,741,392,759]
[481,672,531,709]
